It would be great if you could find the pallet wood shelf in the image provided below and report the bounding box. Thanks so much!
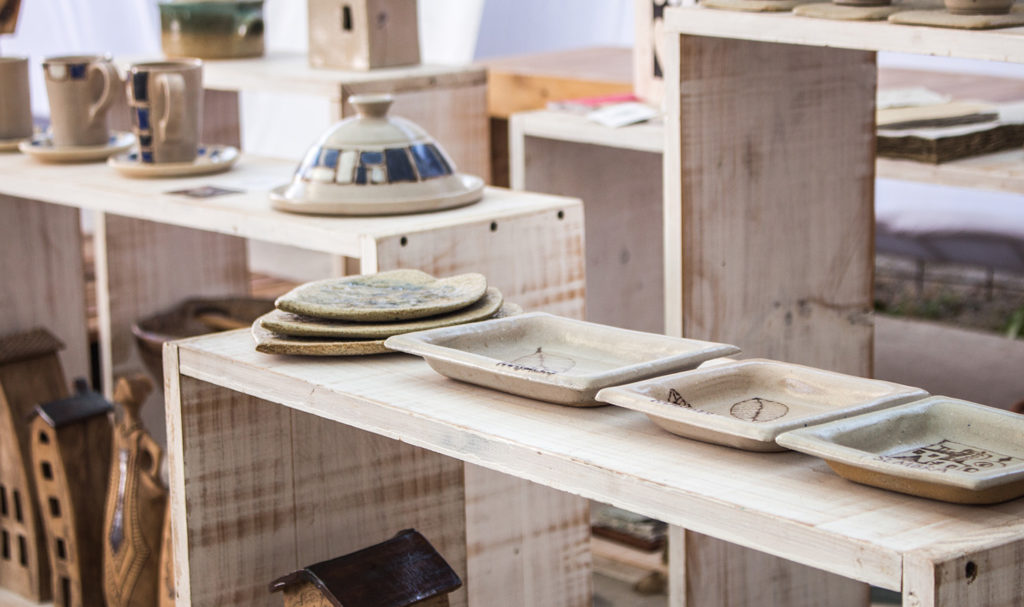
[165,329,1024,606]
[663,6,1024,62]
[877,148,1024,193]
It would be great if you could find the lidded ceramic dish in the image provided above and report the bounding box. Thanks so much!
[270,94,485,215]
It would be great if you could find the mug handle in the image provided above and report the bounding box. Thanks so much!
[156,72,186,143]
[87,61,119,126]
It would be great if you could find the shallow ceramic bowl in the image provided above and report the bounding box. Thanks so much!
[159,0,264,59]
[777,396,1024,504]
[596,359,928,452]
[383,312,740,406]
[943,0,1012,14]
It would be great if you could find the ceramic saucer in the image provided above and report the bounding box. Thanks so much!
[18,131,135,163]
[0,136,30,152]
[107,144,239,178]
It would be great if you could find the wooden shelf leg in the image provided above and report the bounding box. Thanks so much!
[668,527,870,607]
[95,214,248,444]
[0,195,90,383]
[665,34,876,376]
[903,540,1024,607]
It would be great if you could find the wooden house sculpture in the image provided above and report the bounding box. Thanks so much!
[307,0,420,70]
[0,328,70,602]
[269,529,462,607]
[30,379,113,607]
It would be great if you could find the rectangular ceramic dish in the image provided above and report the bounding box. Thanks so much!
[595,359,928,451]
[383,312,739,406]
[776,396,1024,504]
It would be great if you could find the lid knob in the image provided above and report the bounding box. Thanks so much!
[350,93,394,119]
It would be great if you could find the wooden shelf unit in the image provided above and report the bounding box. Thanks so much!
[166,329,1024,607]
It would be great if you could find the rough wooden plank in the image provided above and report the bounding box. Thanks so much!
[366,204,586,319]
[674,531,869,606]
[664,6,1024,63]
[289,411,468,607]
[0,196,89,384]
[169,332,1024,592]
[903,539,1024,607]
[94,215,249,444]
[464,465,591,607]
[513,133,663,332]
[671,36,875,376]
[876,149,1024,195]
[166,374,296,606]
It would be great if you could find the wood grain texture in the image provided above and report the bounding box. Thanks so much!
[94,214,248,444]
[512,132,663,332]
[367,204,586,319]
[464,465,591,607]
[903,539,1024,606]
[289,412,468,607]
[669,36,875,376]
[170,330,1024,596]
[876,148,1024,194]
[0,196,89,384]
[675,530,869,607]
[664,5,1024,62]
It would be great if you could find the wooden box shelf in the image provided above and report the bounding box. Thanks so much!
[166,329,1024,606]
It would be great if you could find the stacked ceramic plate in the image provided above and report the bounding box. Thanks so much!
[251,269,519,356]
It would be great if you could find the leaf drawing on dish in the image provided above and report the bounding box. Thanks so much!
[498,347,576,375]
[729,397,789,422]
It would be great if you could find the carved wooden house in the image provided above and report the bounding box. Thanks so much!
[307,0,420,70]
[270,529,461,607]
[0,328,69,601]
[30,380,113,607]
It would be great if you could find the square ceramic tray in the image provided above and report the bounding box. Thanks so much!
[595,359,928,451]
[383,312,739,406]
[777,396,1024,504]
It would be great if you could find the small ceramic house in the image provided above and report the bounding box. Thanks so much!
[270,529,461,607]
[307,0,420,70]
[0,328,70,602]
[31,380,113,607]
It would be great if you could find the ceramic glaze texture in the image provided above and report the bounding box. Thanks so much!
[126,59,203,164]
[160,1,264,59]
[776,396,1024,503]
[275,269,488,321]
[271,94,484,215]
[42,55,119,147]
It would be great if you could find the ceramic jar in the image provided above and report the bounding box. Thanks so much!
[159,0,264,59]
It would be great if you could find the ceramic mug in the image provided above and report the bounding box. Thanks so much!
[43,55,120,147]
[0,57,33,141]
[126,59,203,164]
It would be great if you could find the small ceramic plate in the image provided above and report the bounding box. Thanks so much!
[269,173,485,216]
[261,287,503,338]
[383,312,740,406]
[777,396,1024,504]
[18,131,135,163]
[275,269,488,322]
[595,359,928,451]
[251,320,389,356]
[0,136,30,152]
[107,144,239,178]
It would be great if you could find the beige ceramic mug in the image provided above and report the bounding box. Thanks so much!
[43,55,120,147]
[126,59,203,163]
[0,56,33,141]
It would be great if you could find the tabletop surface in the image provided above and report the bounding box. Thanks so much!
[171,328,1024,592]
[0,152,577,257]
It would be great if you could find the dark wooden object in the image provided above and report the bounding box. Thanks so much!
[270,529,462,607]
[31,381,114,607]
[0,328,69,602]
[103,375,167,607]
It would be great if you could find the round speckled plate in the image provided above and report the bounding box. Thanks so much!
[261,287,503,338]
[19,131,135,163]
[107,144,239,178]
[275,269,488,322]
[251,320,390,356]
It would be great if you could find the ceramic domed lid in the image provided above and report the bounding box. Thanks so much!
[270,94,484,215]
